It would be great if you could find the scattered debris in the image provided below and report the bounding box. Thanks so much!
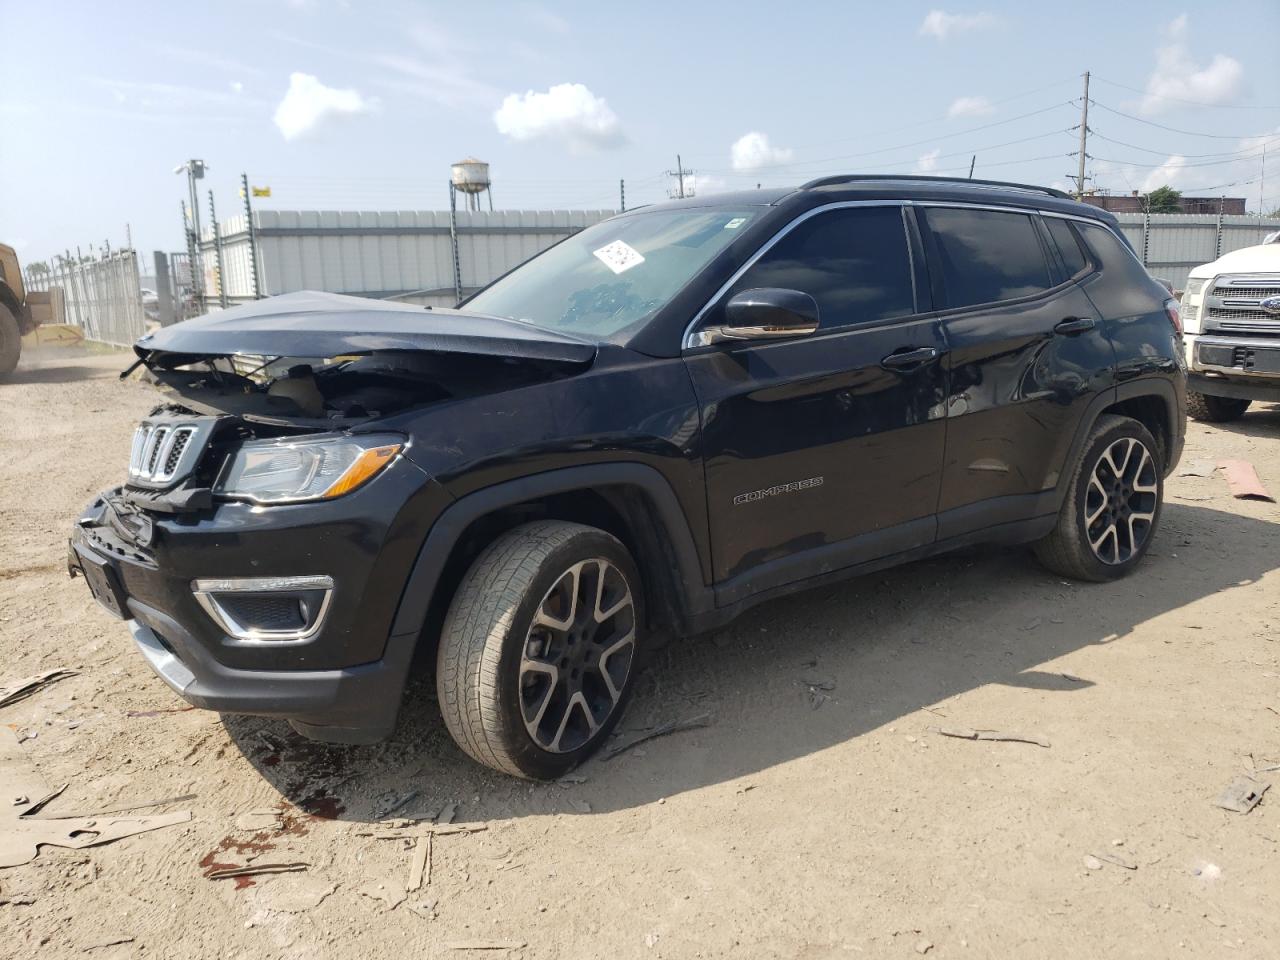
[566,798,591,814]
[1193,862,1221,881]
[447,941,527,951]
[1218,460,1275,502]
[357,824,487,840]
[81,935,135,952]
[915,939,934,955]
[0,669,77,709]
[436,801,457,825]
[602,712,713,761]
[1083,855,1103,870]
[58,794,196,819]
[798,677,836,691]
[1,729,192,869]
[377,791,418,819]
[928,725,1050,748]
[407,834,431,892]
[1214,776,1270,814]
[235,808,282,832]
[126,705,195,718]
[206,862,308,880]
[1177,459,1217,478]
[358,879,406,910]
[1089,851,1137,870]
[1059,673,1085,683]
[557,774,588,786]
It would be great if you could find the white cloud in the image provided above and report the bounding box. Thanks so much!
[273,72,374,140]
[1140,155,1188,192]
[916,148,942,172]
[730,132,794,171]
[494,83,624,150]
[919,10,998,40]
[230,81,244,94]
[948,95,994,118]
[1138,15,1244,115]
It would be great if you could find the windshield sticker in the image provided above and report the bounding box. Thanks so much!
[724,217,748,230]
[593,240,645,274]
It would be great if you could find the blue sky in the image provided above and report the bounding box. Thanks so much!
[2,0,1278,266]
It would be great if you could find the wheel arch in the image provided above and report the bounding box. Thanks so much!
[1056,378,1182,510]
[389,464,713,657]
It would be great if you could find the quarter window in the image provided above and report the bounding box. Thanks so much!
[1043,216,1089,277]
[923,207,1053,309]
[725,206,915,330]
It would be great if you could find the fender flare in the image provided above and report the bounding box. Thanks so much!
[388,462,712,639]
[1053,377,1181,512]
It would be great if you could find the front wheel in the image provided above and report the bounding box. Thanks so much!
[1187,391,1250,423]
[0,303,20,376]
[437,521,643,779]
[1033,415,1164,582]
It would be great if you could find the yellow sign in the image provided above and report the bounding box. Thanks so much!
[252,186,271,198]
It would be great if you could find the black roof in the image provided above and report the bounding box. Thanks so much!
[630,175,1114,224]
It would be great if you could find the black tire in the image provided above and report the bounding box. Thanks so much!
[0,303,20,376]
[1186,391,1250,423]
[1033,415,1164,582]
[437,520,644,779]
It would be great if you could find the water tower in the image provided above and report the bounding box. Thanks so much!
[446,158,494,304]
[450,157,493,212]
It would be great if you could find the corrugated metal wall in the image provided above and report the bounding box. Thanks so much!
[202,209,615,308]
[197,207,1278,309]
[1113,214,1280,291]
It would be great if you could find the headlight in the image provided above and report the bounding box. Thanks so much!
[1184,278,1206,297]
[215,434,403,504]
[1180,277,1206,328]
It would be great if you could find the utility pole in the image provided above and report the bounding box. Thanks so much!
[208,190,228,309]
[968,155,976,179]
[666,156,692,199]
[1075,71,1090,200]
[241,173,261,299]
[620,178,626,212]
[175,159,207,312]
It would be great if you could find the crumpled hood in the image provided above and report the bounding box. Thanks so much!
[135,290,597,366]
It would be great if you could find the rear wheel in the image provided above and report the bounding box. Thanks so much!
[1187,391,1250,423]
[437,521,643,779]
[1034,415,1164,582]
[0,303,20,375]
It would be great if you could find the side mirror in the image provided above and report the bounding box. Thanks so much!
[693,288,819,346]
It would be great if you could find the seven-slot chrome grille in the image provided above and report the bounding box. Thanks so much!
[1204,275,1280,335]
[127,416,216,488]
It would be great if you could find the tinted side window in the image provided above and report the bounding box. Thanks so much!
[727,206,915,330]
[1044,217,1088,277]
[922,207,1053,309]
[1075,222,1153,287]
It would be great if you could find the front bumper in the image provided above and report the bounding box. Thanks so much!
[69,461,452,743]
[1186,334,1280,403]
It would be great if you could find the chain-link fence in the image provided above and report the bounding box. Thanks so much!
[24,250,148,346]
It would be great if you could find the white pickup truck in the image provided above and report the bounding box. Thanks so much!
[1180,237,1280,421]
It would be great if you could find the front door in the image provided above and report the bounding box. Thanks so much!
[683,204,949,604]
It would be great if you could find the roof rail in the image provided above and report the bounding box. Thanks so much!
[799,174,1072,201]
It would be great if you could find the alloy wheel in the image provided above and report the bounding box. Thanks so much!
[519,558,637,753]
[1084,436,1158,565]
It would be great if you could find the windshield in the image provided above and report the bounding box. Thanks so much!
[465,207,760,338]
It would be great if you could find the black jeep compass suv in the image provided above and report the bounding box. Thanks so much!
[69,175,1186,779]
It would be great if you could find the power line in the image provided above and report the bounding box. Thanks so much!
[1090,75,1280,111]
[1088,131,1280,159]
[1087,99,1278,140]
[1088,144,1276,170]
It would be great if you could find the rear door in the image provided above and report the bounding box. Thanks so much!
[918,205,1116,537]
[683,203,949,602]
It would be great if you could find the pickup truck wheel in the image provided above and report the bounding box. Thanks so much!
[0,304,20,375]
[1033,415,1163,582]
[1186,391,1250,423]
[437,520,643,780]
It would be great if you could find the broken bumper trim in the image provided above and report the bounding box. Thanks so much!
[127,597,417,745]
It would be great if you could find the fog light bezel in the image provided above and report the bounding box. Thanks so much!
[191,575,334,644]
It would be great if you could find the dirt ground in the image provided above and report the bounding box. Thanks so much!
[1,347,1277,959]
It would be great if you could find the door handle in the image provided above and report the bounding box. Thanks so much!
[1054,317,1097,335]
[880,346,940,370]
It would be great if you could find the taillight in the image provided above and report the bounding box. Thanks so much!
[1164,298,1183,335]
